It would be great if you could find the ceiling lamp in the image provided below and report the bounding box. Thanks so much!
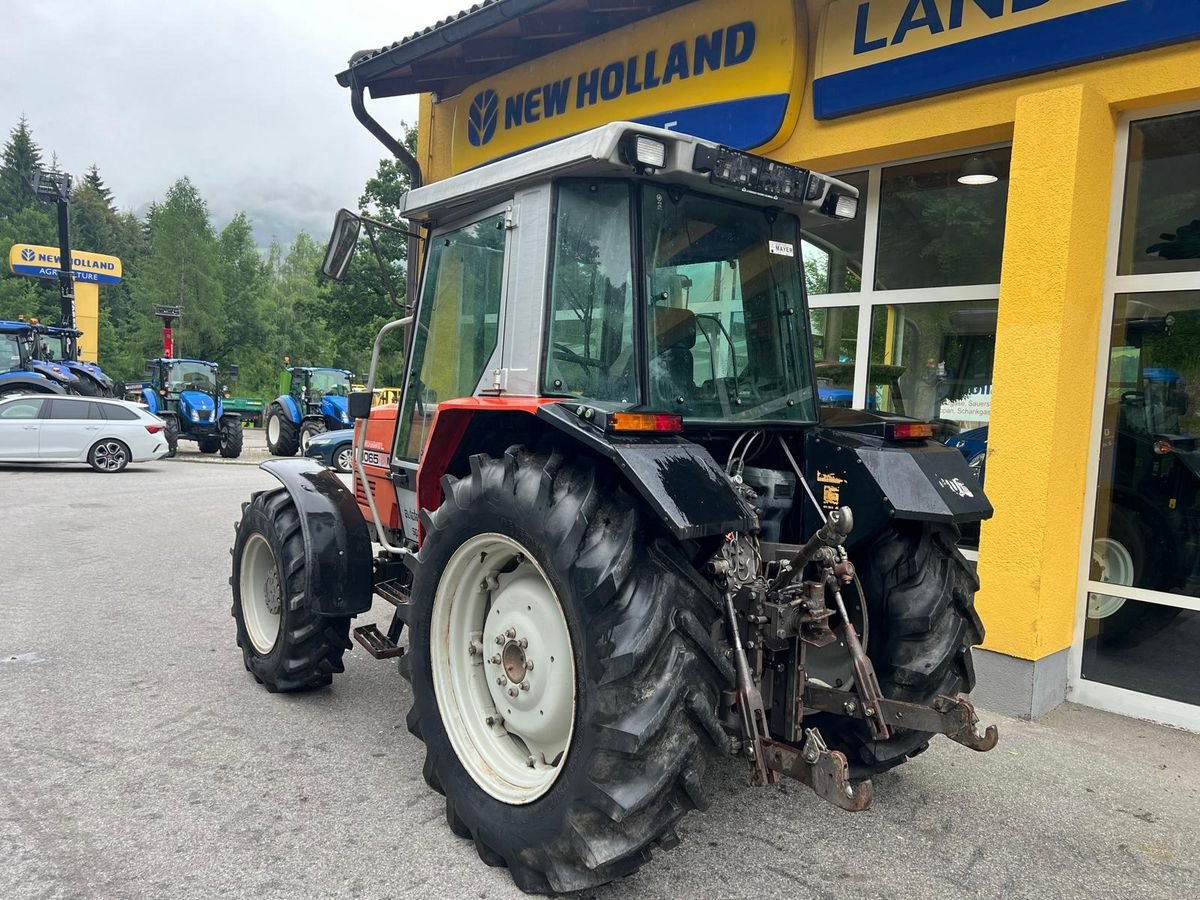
[958,155,999,186]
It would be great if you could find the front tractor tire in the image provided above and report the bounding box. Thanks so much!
[219,415,244,459]
[231,489,352,691]
[299,419,326,453]
[818,523,985,778]
[405,448,729,894]
[163,415,179,458]
[265,405,299,456]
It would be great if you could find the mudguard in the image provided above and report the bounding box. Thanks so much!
[273,394,302,424]
[536,403,753,541]
[804,425,994,544]
[259,458,374,616]
[0,372,65,395]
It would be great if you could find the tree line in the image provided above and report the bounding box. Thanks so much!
[0,116,413,396]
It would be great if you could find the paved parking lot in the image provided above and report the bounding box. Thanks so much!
[2,457,1197,899]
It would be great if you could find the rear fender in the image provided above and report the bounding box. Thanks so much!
[0,372,64,394]
[273,394,302,423]
[804,427,994,544]
[259,458,373,616]
[414,399,753,543]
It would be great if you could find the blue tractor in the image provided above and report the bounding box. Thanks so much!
[264,366,353,456]
[138,357,243,458]
[0,320,80,398]
[31,323,117,397]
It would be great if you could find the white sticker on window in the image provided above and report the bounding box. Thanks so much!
[769,240,795,257]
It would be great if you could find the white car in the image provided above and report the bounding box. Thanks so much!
[0,394,170,472]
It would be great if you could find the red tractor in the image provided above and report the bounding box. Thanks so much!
[230,123,997,893]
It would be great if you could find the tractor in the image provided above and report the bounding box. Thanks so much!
[0,319,79,398]
[30,322,118,397]
[264,366,354,456]
[138,358,243,458]
[230,123,998,894]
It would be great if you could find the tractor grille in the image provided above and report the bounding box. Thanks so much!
[197,410,213,422]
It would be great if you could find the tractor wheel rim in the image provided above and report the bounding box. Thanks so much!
[431,533,575,804]
[301,430,311,452]
[241,533,282,654]
[95,441,125,471]
[1089,537,1133,619]
[336,447,354,472]
[267,415,280,445]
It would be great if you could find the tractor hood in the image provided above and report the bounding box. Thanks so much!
[179,390,220,422]
[29,361,78,387]
[322,395,351,425]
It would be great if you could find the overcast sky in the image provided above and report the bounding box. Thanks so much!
[0,0,471,249]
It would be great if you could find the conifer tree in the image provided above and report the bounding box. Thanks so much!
[0,116,44,212]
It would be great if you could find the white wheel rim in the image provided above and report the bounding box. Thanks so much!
[267,414,280,445]
[240,533,282,653]
[336,447,354,471]
[1089,537,1133,619]
[94,441,126,471]
[430,533,575,804]
[301,429,312,452]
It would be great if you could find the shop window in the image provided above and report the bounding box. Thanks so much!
[1090,291,1200,603]
[867,300,997,433]
[802,171,868,296]
[1118,111,1200,276]
[875,150,1011,290]
[1082,602,1200,707]
[810,307,858,408]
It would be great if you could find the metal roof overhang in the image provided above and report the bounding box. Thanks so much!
[336,0,700,101]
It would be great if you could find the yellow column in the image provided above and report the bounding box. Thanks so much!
[74,281,100,362]
[976,85,1116,661]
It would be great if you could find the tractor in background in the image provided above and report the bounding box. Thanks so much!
[264,366,354,456]
[30,322,117,398]
[138,357,242,458]
[0,320,79,398]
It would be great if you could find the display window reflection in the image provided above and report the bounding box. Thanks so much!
[1118,110,1200,276]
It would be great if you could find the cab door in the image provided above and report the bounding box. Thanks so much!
[0,397,47,459]
[39,397,100,459]
[391,203,512,541]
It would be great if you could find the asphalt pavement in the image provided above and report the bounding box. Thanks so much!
[1,457,1197,899]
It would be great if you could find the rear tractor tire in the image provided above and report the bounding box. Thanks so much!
[163,415,179,458]
[231,489,352,691]
[220,415,244,459]
[405,447,729,893]
[816,522,985,779]
[265,405,299,457]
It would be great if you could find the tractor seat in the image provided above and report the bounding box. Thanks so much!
[650,307,696,404]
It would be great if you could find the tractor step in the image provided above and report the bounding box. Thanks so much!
[375,578,411,608]
[353,623,405,659]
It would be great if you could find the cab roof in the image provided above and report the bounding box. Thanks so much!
[0,320,34,334]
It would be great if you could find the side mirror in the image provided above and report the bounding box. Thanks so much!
[322,208,362,282]
[348,390,373,420]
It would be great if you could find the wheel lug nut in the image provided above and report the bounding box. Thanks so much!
[495,635,504,645]
[468,644,477,656]
[525,660,534,671]
[508,687,519,698]
[518,637,528,649]
[505,628,516,638]
[489,655,501,665]
[520,681,530,692]
[496,677,506,687]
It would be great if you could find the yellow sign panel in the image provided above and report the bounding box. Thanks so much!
[449,0,803,173]
[812,0,1190,118]
[8,243,123,284]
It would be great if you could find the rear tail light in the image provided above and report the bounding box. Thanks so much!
[608,412,683,433]
[1154,440,1172,455]
[885,422,934,441]
[145,424,164,434]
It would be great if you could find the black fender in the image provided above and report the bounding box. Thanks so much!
[259,458,373,616]
[0,373,65,395]
[536,403,753,541]
[804,424,994,544]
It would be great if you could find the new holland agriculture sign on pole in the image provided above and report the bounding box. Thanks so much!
[8,244,124,285]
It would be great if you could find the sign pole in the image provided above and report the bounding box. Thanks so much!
[56,194,75,328]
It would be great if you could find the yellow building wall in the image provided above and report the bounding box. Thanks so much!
[417,1,1200,664]
[75,282,100,362]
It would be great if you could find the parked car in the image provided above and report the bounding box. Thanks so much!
[303,426,354,473]
[0,394,170,472]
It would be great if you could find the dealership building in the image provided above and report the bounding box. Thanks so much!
[341,0,1200,729]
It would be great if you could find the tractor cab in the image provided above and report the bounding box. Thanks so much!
[0,320,77,398]
[31,323,116,397]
